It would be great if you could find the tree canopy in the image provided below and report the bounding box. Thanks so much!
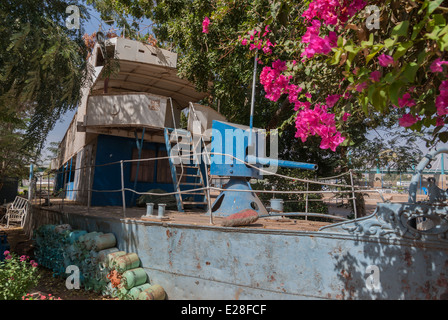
[2,0,445,178]
[0,1,91,150]
[88,0,442,171]
[0,0,92,178]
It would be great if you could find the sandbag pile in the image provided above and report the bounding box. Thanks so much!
[33,224,166,300]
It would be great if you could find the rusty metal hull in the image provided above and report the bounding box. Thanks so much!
[25,202,448,300]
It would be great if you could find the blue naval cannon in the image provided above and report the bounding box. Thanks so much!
[209,120,317,217]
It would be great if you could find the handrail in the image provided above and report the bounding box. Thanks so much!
[408,147,448,203]
[38,150,393,224]
[188,102,213,223]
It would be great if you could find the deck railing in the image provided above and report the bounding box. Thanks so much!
[30,149,406,225]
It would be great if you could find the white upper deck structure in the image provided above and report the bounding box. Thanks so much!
[53,36,219,169]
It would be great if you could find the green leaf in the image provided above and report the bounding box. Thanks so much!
[426,25,443,39]
[393,41,413,60]
[401,62,419,83]
[434,14,446,26]
[419,1,429,15]
[344,44,359,54]
[360,96,369,115]
[346,52,357,68]
[370,86,387,112]
[428,0,444,14]
[365,45,383,64]
[384,38,396,48]
[330,49,342,65]
[389,81,404,106]
[440,32,448,50]
[383,72,396,84]
[391,21,410,37]
[439,24,448,37]
[361,33,374,48]
[412,19,428,40]
[439,132,448,143]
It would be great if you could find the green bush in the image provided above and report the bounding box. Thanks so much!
[0,251,40,300]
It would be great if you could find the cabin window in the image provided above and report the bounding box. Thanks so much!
[130,148,156,183]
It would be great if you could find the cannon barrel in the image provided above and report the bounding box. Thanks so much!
[246,155,317,171]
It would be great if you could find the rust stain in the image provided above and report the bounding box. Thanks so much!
[268,275,275,282]
[440,290,448,300]
[436,275,448,288]
[166,229,172,238]
[206,261,211,266]
[177,232,185,246]
[234,288,243,300]
[403,250,413,267]
[340,270,355,299]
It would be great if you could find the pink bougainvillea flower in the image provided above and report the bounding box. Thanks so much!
[326,94,341,108]
[259,61,291,102]
[399,114,420,127]
[287,84,303,104]
[294,103,345,152]
[342,113,351,121]
[370,70,381,82]
[305,92,312,99]
[436,117,445,127]
[241,38,248,46]
[5,255,12,260]
[300,19,338,59]
[202,17,210,34]
[320,132,346,152]
[3,250,9,256]
[355,82,368,92]
[430,58,448,73]
[378,54,395,67]
[398,92,416,108]
[272,59,287,72]
[262,25,271,37]
[261,38,275,55]
[436,80,448,116]
[294,100,311,111]
[343,91,352,100]
[302,0,366,26]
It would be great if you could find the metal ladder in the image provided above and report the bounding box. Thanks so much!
[164,127,208,212]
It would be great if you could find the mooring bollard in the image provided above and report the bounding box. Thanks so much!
[269,198,284,213]
[145,203,154,216]
[158,204,167,218]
